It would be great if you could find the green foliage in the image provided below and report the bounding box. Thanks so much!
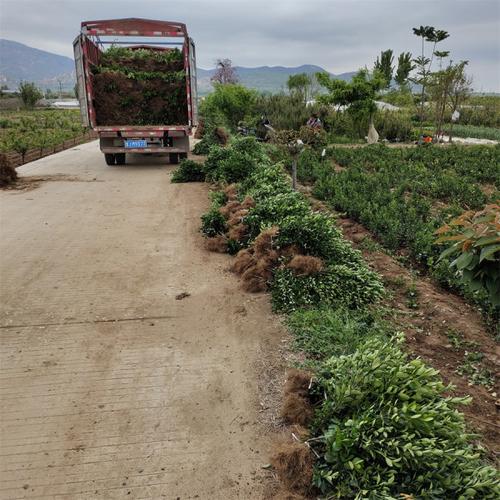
[373,49,394,88]
[308,144,499,326]
[374,111,413,142]
[395,52,415,88]
[100,46,183,65]
[18,81,43,109]
[379,88,416,107]
[436,204,500,305]
[0,109,87,154]
[271,265,384,313]
[457,96,500,128]
[200,207,227,237]
[244,191,310,239]
[311,336,499,499]
[171,159,205,183]
[287,72,313,102]
[254,92,323,130]
[445,124,500,142]
[93,66,184,83]
[203,136,267,184]
[287,307,389,360]
[200,83,257,131]
[317,69,385,117]
[276,213,363,264]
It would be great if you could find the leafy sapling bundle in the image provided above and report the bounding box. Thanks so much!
[91,47,187,126]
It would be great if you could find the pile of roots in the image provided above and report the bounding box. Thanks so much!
[92,73,187,126]
[205,185,325,294]
[0,154,17,187]
[269,369,316,499]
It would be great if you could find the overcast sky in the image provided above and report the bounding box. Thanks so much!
[0,0,499,91]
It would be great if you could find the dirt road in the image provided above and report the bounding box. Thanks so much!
[0,142,284,499]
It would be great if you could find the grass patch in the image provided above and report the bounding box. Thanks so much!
[287,307,390,360]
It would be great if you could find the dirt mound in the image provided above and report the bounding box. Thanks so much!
[0,154,17,187]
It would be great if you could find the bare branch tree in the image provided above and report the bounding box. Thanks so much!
[211,58,239,85]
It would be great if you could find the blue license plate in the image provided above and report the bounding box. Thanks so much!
[125,139,147,148]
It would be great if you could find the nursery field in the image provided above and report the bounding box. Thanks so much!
[177,137,500,498]
[297,144,500,326]
[0,109,87,156]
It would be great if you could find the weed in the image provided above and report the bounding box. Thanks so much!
[405,282,419,309]
[456,352,495,389]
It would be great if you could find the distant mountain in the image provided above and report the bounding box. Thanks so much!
[0,39,75,90]
[197,65,355,95]
[0,39,355,94]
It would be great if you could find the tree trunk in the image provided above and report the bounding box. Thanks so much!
[291,157,297,190]
[367,116,379,144]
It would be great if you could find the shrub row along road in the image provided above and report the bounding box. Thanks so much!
[0,142,282,499]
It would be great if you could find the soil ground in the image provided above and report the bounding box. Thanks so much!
[0,142,286,499]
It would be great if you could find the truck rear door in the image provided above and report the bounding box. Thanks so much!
[73,35,90,127]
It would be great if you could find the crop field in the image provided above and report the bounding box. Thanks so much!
[172,136,500,499]
[295,144,500,324]
[441,124,500,142]
[0,109,87,155]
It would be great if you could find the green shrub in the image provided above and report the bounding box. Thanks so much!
[311,337,500,499]
[244,191,310,239]
[203,136,267,184]
[192,138,211,155]
[171,159,205,183]
[276,213,363,264]
[200,83,257,131]
[271,264,384,312]
[239,162,291,198]
[287,307,389,360]
[296,148,325,184]
[201,207,226,237]
[374,111,413,142]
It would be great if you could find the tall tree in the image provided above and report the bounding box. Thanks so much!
[317,68,385,142]
[211,59,239,85]
[18,81,43,109]
[446,62,472,142]
[395,52,414,88]
[287,73,313,103]
[412,26,449,135]
[374,49,394,88]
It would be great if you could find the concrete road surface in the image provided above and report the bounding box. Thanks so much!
[0,142,283,499]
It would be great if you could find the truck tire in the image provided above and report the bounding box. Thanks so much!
[104,153,116,166]
[180,153,188,160]
[169,153,179,165]
[115,153,126,165]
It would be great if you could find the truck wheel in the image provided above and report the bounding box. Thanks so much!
[104,153,116,166]
[169,153,179,165]
[180,153,188,160]
[115,153,126,165]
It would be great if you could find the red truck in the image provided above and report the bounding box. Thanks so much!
[73,18,197,165]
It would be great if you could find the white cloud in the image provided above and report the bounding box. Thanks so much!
[0,0,498,90]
